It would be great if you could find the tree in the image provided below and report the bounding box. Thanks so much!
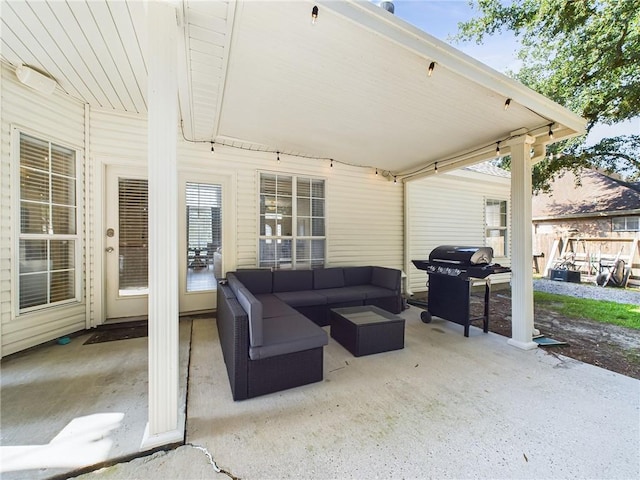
[457,0,640,192]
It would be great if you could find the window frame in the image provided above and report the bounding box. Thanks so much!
[257,171,327,270]
[12,128,83,314]
[612,216,639,232]
[484,198,508,258]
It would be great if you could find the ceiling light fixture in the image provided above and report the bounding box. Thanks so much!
[277,151,281,163]
[311,5,318,24]
[427,61,435,77]
[504,98,512,110]
[15,64,57,94]
[394,175,397,184]
[548,125,554,139]
[210,142,215,154]
[434,162,438,173]
[375,168,378,175]
[496,142,501,156]
[330,159,333,168]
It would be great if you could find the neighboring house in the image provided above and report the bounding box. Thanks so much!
[532,169,640,284]
[407,162,512,294]
[0,0,585,448]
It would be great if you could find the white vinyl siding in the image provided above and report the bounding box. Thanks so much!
[406,169,511,294]
[1,63,86,356]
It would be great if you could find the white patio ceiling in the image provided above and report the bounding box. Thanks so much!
[1,0,585,176]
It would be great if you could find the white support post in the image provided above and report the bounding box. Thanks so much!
[141,2,182,450]
[507,135,538,350]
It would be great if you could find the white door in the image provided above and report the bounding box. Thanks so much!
[105,166,149,319]
[178,174,226,312]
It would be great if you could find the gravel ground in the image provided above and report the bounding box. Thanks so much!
[533,278,640,305]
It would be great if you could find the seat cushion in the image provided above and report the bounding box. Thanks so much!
[255,294,298,318]
[316,286,366,303]
[249,314,328,360]
[347,285,396,299]
[274,290,327,307]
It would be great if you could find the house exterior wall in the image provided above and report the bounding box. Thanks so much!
[1,68,404,355]
[1,63,87,356]
[406,169,511,294]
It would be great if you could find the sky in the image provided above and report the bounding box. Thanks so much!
[379,0,639,144]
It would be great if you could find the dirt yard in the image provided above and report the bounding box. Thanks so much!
[468,290,640,379]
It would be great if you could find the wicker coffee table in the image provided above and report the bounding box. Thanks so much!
[330,305,405,357]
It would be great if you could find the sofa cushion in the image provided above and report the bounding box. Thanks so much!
[274,290,327,307]
[249,314,328,360]
[255,294,298,318]
[233,269,273,294]
[235,286,263,347]
[349,284,398,299]
[273,270,313,292]
[316,287,366,303]
[371,267,400,291]
[343,266,373,286]
[313,268,345,289]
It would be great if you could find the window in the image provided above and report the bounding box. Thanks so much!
[485,199,507,257]
[18,132,79,311]
[612,216,639,232]
[259,173,325,269]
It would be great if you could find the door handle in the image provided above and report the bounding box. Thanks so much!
[105,246,114,253]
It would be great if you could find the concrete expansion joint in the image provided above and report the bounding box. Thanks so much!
[187,443,240,479]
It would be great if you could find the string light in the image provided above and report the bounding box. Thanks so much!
[504,98,511,110]
[496,142,501,156]
[375,168,378,175]
[277,151,280,163]
[434,162,438,173]
[311,5,318,24]
[330,159,333,168]
[210,142,214,154]
[548,125,554,139]
[427,61,435,77]
[394,175,397,184]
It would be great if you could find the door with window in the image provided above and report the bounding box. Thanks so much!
[178,176,224,312]
[105,166,149,320]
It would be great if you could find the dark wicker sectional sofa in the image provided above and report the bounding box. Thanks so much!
[216,266,403,400]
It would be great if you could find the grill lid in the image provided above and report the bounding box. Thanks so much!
[428,245,493,265]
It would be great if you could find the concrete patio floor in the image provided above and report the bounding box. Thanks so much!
[2,308,639,479]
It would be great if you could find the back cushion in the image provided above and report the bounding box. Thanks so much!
[371,267,400,291]
[273,270,313,292]
[236,286,263,347]
[313,268,345,289]
[233,269,273,294]
[343,266,373,286]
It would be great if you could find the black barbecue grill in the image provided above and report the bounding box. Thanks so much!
[410,246,511,337]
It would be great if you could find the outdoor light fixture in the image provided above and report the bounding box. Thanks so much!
[277,151,281,163]
[504,98,512,110]
[375,168,378,175]
[434,162,438,173]
[311,5,318,24]
[330,159,333,168]
[496,142,501,156]
[394,175,397,184]
[428,61,435,77]
[210,142,215,154]
[15,64,57,94]
[548,125,554,139]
